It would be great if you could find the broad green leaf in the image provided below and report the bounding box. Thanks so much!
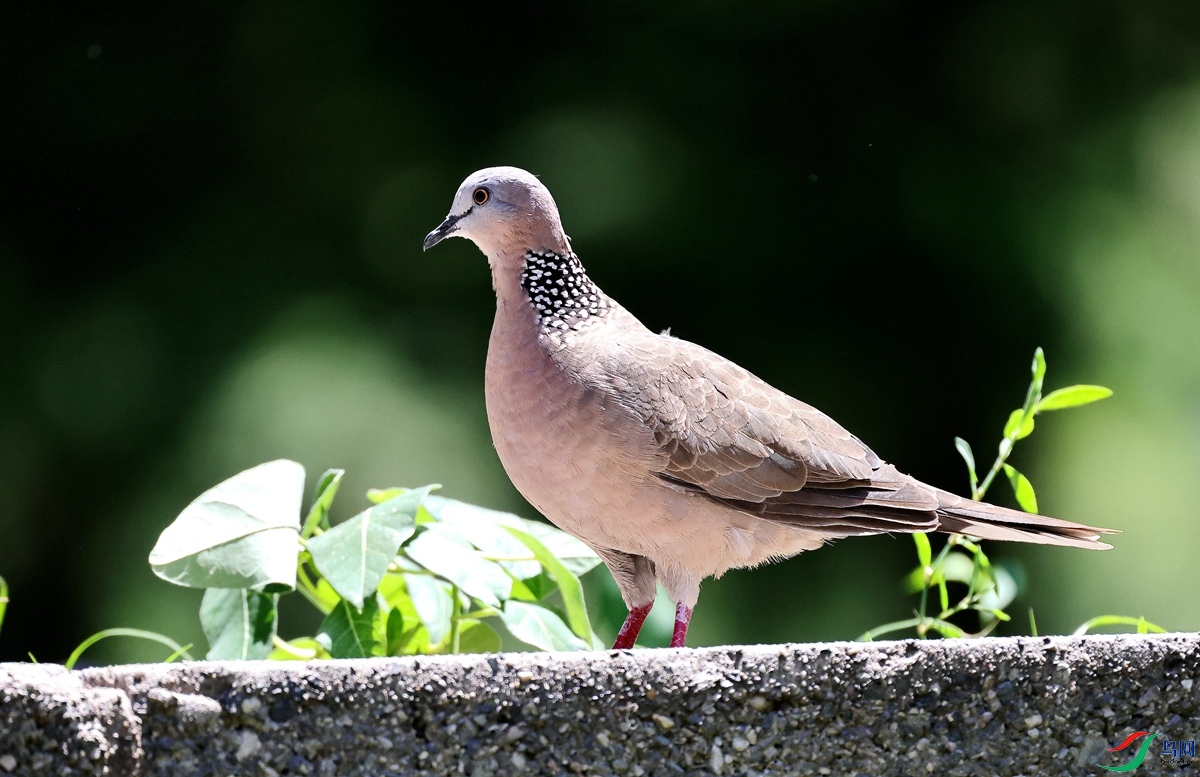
[499,601,588,651]
[953,437,977,492]
[503,526,592,642]
[268,637,330,661]
[390,555,424,574]
[307,487,431,609]
[150,460,304,590]
[1002,464,1038,513]
[912,532,932,571]
[423,496,543,580]
[200,588,278,660]
[508,519,601,577]
[457,620,502,653]
[385,607,412,655]
[1037,384,1113,412]
[367,487,405,504]
[403,528,512,607]
[380,575,431,654]
[376,572,408,607]
[302,469,344,538]
[1002,409,1035,441]
[402,572,453,646]
[507,574,545,602]
[523,571,561,600]
[318,597,384,658]
[421,495,601,576]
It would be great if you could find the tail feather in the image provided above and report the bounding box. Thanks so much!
[935,489,1115,550]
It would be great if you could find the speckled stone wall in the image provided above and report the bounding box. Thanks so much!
[2,634,1197,776]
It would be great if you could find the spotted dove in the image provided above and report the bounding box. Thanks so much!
[423,166,1114,649]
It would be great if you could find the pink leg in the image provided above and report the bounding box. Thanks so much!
[611,603,653,650]
[670,602,693,648]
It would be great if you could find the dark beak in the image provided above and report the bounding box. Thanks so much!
[423,210,469,251]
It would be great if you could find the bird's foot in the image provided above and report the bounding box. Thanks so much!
[611,602,654,649]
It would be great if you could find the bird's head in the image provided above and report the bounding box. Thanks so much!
[423,167,570,264]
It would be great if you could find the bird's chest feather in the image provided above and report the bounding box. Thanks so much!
[484,301,661,538]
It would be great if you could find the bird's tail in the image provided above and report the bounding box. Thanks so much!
[934,490,1115,550]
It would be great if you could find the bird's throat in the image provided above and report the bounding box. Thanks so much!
[519,250,612,335]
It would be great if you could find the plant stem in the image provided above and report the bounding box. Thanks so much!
[65,628,194,670]
[0,575,8,641]
[271,635,317,659]
[449,585,462,654]
[460,607,500,620]
[975,351,1045,500]
[296,564,333,615]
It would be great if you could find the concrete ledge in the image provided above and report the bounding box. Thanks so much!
[2,634,1197,776]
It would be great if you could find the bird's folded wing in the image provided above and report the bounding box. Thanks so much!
[607,335,944,535]
[616,337,885,498]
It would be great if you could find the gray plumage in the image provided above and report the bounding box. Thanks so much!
[423,166,1114,648]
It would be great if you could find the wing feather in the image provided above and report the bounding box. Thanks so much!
[617,335,933,533]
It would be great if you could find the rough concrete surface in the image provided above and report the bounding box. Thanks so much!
[1,634,1197,776]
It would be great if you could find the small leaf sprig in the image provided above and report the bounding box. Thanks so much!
[953,348,1112,512]
[861,348,1112,641]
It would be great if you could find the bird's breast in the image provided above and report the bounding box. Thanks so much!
[484,301,664,548]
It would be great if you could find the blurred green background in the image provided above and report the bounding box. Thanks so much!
[3,1,1199,663]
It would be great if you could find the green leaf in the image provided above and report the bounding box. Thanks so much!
[1002,408,1035,441]
[933,551,978,586]
[423,496,543,580]
[403,527,512,607]
[506,519,602,577]
[953,437,977,493]
[402,572,453,646]
[200,588,278,660]
[507,575,542,602]
[502,525,593,642]
[306,487,431,609]
[149,460,304,590]
[1002,464,1038,513]
[457,619,503,653]
[422,495,601,577]
[385,607,408,655]
[367,487,405,504]
[1031,348,1046,391]
[978,564,1018,613]
[301,469,344,538]
[379,575,431,654]
[318,597,384,658]
[499,601,589,651]
[912,532,932,571]
[1037,385,1114,412]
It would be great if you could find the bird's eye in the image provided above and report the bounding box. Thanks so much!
[473,187,490,206]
